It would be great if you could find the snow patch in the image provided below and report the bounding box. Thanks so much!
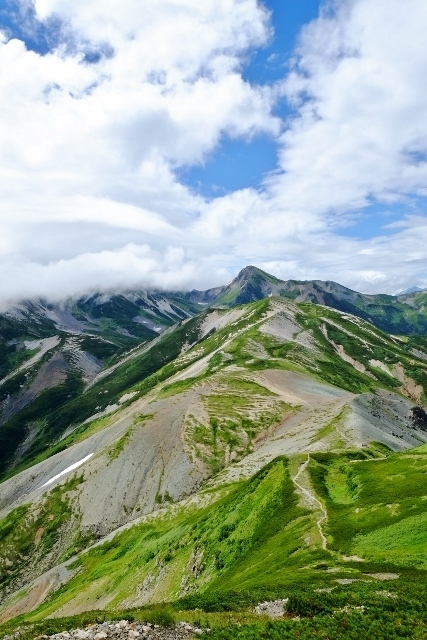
[40,453,94,488]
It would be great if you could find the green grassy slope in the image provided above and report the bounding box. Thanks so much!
[309,447,427,567]
[0,458,318,619]
[4,448,427,638]
[2,297,427,637]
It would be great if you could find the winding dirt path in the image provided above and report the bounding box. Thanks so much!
[293,454,328,550]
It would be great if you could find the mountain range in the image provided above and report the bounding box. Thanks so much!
[2,265,427,474]
[1,269,427,637]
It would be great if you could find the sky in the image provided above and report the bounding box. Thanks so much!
[1,0,427,308]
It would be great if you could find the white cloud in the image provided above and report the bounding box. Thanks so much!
[275,0,427,214]
[1,0,427,307]
[0,243,218,311]
[0,0,281,306]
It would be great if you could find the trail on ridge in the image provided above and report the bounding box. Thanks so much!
[293,454,328,551]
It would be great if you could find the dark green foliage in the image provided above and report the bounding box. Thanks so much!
[77,336,118,361]
[0,369,29,402]
[0,372,84,475]
[176,589,280,612]
[207,612,427,640]
[316,358,373,393]
[175,577,427,638]
[75,296,158,346]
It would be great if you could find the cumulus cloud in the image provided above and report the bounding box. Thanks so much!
[1,0,427,307]
[276,0,427,215]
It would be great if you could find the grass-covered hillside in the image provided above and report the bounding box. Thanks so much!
[1,296,427,637]
[3,448,427,638]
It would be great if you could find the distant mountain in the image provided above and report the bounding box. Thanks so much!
[1,290,200,378]
[182,265,283,306]
[397,286,427,295]
[186,266,427,335]
[0,291,201,471]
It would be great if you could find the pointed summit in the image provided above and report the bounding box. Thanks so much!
[234,265,281,285]
[397,286,427,296]
[213,265,282,306]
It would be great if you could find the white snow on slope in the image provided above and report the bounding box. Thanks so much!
[41,453,94,489]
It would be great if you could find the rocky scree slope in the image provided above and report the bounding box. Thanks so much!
[1,298,427,621]
[0,292,201,478]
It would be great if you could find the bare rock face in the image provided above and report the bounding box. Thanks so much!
[254,599,288,618]
[410,406,427,431]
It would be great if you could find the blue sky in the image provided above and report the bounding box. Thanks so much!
[180,1,322,199]
[0,0,427,304]
[179,0,416,244]
[0,0,59,54]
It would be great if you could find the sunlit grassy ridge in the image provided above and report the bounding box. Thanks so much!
[309,448,427,563]
[4,446,427,637]
[4,458,306,619]
[6,446,427,610]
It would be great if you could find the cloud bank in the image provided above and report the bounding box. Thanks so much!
[1,0,427,307]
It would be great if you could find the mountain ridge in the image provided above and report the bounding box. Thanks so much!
[2,266,427,481]
[183,265,427,335]
[3,266,427,345]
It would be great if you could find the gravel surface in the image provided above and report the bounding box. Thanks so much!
[4,620,206,640]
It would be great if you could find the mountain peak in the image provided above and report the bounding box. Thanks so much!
[235,265,280,284]
[236,265,263,278]
[397,286,427,296]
